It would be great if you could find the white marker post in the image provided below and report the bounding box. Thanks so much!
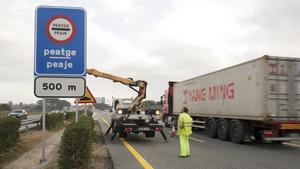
[40,98,46,163]
[84,103,87,115]
[76,99,79,123]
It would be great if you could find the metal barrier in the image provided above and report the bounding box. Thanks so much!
[20,119,41,132]
[21,119,41,126]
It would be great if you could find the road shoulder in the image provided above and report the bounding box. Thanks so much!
[3,129,64,169]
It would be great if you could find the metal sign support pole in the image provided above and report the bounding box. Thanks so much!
[40,98,46,163]
[76,99,79,123]
[84,103,87,115]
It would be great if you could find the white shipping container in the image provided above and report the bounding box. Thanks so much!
[173,55,300,121]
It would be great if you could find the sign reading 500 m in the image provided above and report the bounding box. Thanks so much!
[35,6,86,76]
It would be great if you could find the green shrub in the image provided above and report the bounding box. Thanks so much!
[65,111,75,121]
[87,111,93,117]
[45,113,64,129]
[0,117,20,153]
[65,111,85,122]
[58,116,94,169]
[0,104,11,111]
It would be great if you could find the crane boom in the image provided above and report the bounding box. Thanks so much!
[86,68,147,112]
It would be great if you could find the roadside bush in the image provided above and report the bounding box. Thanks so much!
[0,117,20,153]
[65,111,85,121]
[59,116,94,169]
[45,113,64,129]
[87,110,93,117]
[65,111,75,121]
[0,104,11,111]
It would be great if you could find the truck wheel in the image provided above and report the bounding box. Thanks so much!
[145,131,155,138]
[173,116,178,129]
[205,118,217,138]
[217,119,230,140]
[230,120,244,144]
[164,118,170,128]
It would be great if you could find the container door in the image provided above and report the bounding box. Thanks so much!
[267,58,300,120]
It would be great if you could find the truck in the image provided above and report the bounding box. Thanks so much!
[87,69,165,139]
[162,55,300,143]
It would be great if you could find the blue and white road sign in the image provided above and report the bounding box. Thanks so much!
[35,6,86,76]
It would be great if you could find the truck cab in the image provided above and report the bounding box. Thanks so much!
[112,98,132,113]
[111,98,164,138]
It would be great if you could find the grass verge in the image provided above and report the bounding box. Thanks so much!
[0,112,8,119]
[0,123,65,169]
[0,130,48,168]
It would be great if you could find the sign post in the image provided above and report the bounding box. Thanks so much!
[34,6,86,163]
[40,98,46,163]
[75,98,79,123]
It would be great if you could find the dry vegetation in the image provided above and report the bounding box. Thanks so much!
[0,112,8,119]
[0,128,62,168]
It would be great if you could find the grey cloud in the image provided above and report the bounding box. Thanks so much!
[242,0,300,28]
[236,0,300,44]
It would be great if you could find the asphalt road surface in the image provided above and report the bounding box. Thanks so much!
[94,110,300,169]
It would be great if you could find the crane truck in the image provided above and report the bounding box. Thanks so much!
[87,68,165,139]
[162,55,300,144]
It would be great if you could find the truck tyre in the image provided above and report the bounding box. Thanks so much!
[164,118,170,128]
[230,120,244,144]
[145,131,155,137]
[217,119,230,140]
[205,118,217,138]
[173,116,178,129]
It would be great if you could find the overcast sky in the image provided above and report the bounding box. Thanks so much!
[0,0,300,105]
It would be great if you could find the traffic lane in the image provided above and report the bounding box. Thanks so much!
[95,111,300,169]
[124,128,218,169]
[96,111,196,169]
[128,128,300,169]
[186,130,300,169]
[95,111,143,169]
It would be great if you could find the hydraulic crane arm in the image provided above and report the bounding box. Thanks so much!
[86,68,147,112]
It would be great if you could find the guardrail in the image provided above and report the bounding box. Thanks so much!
[20,119,41,132]
[21,119,40,126]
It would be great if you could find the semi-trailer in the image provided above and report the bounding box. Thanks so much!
[162,55,300,143]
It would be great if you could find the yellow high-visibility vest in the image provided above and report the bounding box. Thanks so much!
[177,112,193,136]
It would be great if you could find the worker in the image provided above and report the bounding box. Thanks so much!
[111,117,124,141]
[105,99,120,135]
[177,107,193,158]
[105,119,115,136]
[160,130,168,142]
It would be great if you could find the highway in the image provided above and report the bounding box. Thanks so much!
[95,110,300,169]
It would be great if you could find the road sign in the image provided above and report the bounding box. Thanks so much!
[34,77,86,97]
[35,6,86,76]
[46,15,76,43]
[75,87,96,104]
